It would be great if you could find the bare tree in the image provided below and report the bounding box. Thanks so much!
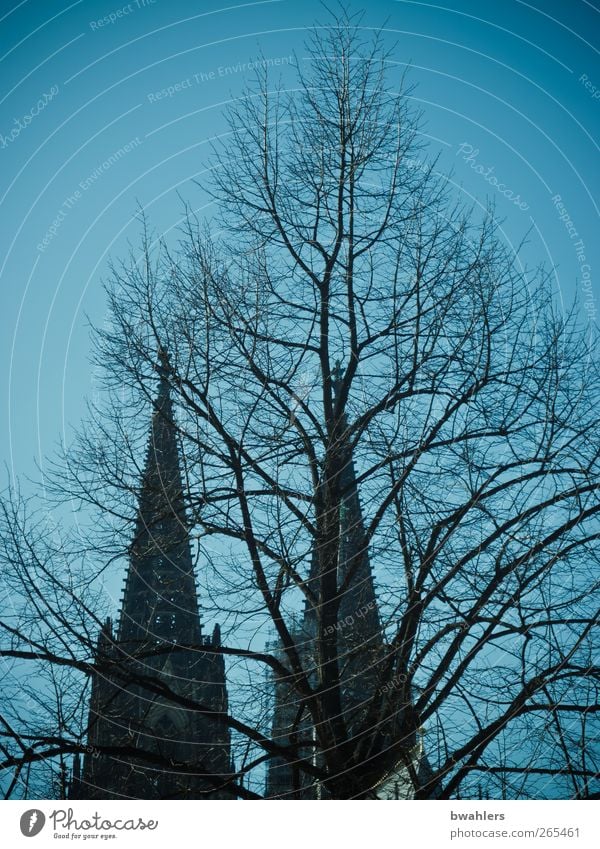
[1,10,599,800]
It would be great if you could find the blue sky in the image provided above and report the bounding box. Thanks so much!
[0,0,598,486]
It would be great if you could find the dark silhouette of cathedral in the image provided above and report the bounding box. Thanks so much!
[265,366,436,799]
[70,369,233,799]
[70,362,430,800]
[266,371,407,798]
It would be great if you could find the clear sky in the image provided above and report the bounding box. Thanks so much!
[0,0,598,488]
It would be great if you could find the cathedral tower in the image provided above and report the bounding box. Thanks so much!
[71,364,233,799]
[266,364,429,799]
[266,365,386,798]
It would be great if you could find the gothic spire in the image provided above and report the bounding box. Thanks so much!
[305,360,381,644]
[117,356,202,647]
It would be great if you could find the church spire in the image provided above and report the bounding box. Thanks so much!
[332,360,379,626]
[305,360,381,646]
[118,355,202,647]
[267,361,385,797]
[79,351,234,800]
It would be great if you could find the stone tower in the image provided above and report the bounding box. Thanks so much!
[266,365,426,799]
[265,440,388,797]
[71,366,233,799]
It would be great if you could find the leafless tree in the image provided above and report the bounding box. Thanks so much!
[1,10,599,800]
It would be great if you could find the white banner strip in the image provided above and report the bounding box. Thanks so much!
[1,799,598,848]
